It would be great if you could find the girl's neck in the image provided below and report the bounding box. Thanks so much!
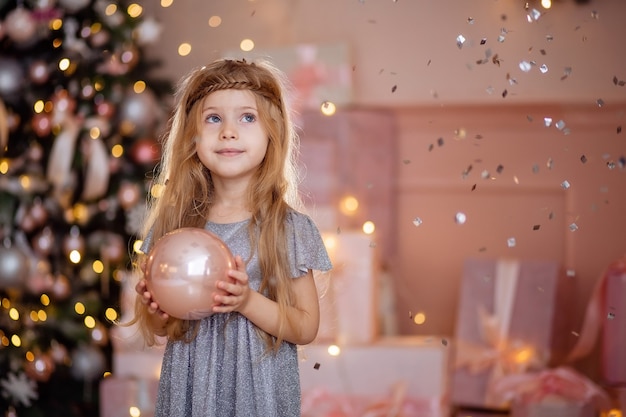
[207,202,251,224]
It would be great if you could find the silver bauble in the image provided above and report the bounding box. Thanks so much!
[0,245,30,289]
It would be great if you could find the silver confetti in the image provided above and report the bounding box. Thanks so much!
[569,223,578,232]
[519,61,532,72]
[412,217,423,227]
[555,120,566,130]
[544,117,553,127]
[526,8,542,22]
[539,64,548,74]
[608,312,615,320]
[561,180,571,189]
[456,34,466,49]
[455,212,467,225]
[597,98,605,107]
[507,237,516,248]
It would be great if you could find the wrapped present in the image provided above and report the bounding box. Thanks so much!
[566,256,626,385]
[301,384,445,417]
[451,258,571,410]
[316,230,379,345]
[299,336,450,415]
[489,367,611,417]
[100,377,159,417]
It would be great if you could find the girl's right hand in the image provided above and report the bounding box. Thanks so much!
[135,278,170,321]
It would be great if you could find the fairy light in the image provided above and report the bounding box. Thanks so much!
[84,316,96,329]
[9,308,19,321]
[127,3,143,18]
[339,195,359,215]
[161,0,173,7]
[413,312,426,325]
[208,16,221,27]
[240,39,254,52]
[59,58,70,71]
[40,294,50,306]
[133,240,144,254]
[112,144,124,158]
[33,100,45,113]
[178,43,192,56]
[129,406,141,417]
[92,260,104,274]
[74,302,85,315]
[105,308,118,322]
[89,126,101,139]
[11,335,21,347]
[37,310,47,321]
[362,221,375,235]
[0,160,9,174]
[105,3,117,15]
[327,345,341,356]
[133,80,146,93]
[320,101,336,116]
[69,250,81,264]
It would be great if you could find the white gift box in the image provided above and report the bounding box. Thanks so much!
[299,336,451,414]
[317,230,379,345]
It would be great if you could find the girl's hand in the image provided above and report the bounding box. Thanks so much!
[135,278,169,321]
[212,255,251,313]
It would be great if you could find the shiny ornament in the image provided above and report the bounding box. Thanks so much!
[119,90,159,133]
[31,112,52,137]
[117,181,141,210]
[95,100,115,118]
[134,17,162,46]
[130,137,161,165]
[0,245,30,289]
[28,60,50,84]
[0,57,25,98]
[62,227,85,257]
[4,7,37,44]
[32,227,55,256]
[24,353,55,382]
[50,273,71,300]
[89,322,109,346]
[70,344,106,380]
[58,0,90,13]
[146,228,235,320]
[25,259,53,295]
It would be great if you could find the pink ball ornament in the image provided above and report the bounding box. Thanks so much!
[4,7,37,44]
[145,228,235,320]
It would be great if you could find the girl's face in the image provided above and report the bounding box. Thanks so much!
[195,89,269,184]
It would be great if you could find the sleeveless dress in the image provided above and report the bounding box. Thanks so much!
[149,211,332,417]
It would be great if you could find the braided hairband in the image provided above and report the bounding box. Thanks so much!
[185,80,282,115]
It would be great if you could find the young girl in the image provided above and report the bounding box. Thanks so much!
[132,58,332,416]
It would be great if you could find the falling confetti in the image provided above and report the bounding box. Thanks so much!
[496,164,504,174]
[480,38,487,45]
[555,120,566,130]
[607,312,615,320]
[519,61,532,72]
[391,85,397,93]
[533,224,541,230]
[456,34,466,49]
[502,89,508,98]
[412,217,423,227]
[402,159,411,164]
[437,137,444,146]
[569,223,578,232]
[507,237,516,248]
[455,212,467,225]
[526,8,542,22]
[546,158,554,170]
[561,180,571,189]
[539,64,548,74]
[580,155,587,163]
[441,339,448,346]
[313,362,320,370]
[544,117,553,127]
[597,99,605,107]
[618,126,622,134]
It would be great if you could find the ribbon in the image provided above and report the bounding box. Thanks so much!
[489,366,611,410]
[565,255,626,363]
[454,259,546,406]
[301,382,445,417]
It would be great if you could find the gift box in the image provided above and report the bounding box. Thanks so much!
[491,367,611,417]
[316,230,380,345]
[451,258,571,410]
[299,336,450,416]
[100,377,159,417]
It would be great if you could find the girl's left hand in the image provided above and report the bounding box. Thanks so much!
[212,255,251,313]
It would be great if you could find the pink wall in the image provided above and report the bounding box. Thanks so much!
[297,103,626,379]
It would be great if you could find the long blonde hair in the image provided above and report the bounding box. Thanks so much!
[132,59,302,351]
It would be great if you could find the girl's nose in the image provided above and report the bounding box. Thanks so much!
[220,121,237,140]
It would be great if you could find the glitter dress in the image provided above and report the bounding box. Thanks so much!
[152,210,332,417]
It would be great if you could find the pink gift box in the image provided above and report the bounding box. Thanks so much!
[451,258,572,410]
[99,377,159,417]
[511,400,595,417]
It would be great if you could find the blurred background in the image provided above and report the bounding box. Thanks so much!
[1,0,625,416]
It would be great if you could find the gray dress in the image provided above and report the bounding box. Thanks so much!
[151,210,332,417]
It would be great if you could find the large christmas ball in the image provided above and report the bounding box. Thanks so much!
[145,228,235,320]
[4,7,37,44]
[0,57,24,98]
[0,245,30,289]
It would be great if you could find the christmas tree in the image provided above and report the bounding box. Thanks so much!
[0,1,171,415]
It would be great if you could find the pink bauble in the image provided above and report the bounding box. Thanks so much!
[145,228,235,320]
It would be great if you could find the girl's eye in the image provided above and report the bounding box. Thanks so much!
[206,114,221,123]
[242,113,256,123]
